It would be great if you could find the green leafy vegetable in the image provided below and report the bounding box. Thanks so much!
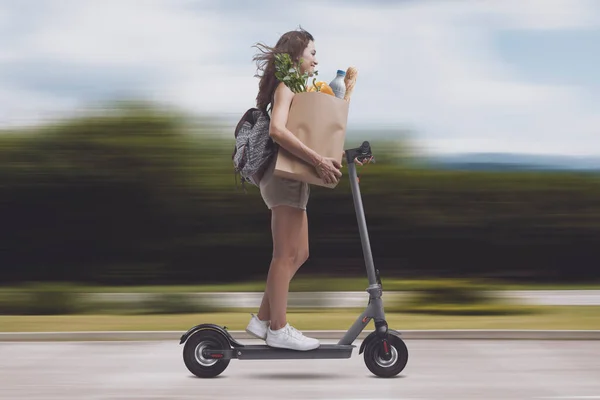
[273,53,318,93]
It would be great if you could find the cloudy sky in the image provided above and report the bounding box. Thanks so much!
[1,0,599,156]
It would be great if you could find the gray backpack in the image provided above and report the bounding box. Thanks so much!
[232,108,278,189]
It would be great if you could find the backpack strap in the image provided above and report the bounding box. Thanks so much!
[233,168,248,193]
[267,90,276,115]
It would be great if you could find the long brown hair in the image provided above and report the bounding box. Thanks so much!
[252,27,314,113]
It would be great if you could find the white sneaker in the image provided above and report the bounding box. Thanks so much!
[245,314,269,340]
[266,323,320,351]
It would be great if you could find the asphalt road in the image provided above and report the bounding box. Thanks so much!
[1,339,599,400]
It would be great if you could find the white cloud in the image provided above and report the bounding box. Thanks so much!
[1,0,598,156]
[19,0,221,66]
[295,0,600,155]
[475,0,600,31]
[0,0,243,124]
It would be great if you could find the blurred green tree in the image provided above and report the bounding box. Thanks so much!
[1,101,599,285]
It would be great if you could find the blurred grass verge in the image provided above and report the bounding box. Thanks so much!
[1,307,599,332]
[0,283,219,316]
[0,283,86,315]
[0,281,598,333]
[388,280,537,316]
[0,279,598,319]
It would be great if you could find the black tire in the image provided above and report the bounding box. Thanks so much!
[183,329,231,378]
[363,333,408,378]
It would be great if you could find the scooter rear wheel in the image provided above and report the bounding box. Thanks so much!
[183,329,231,378]
[363,334,408,378]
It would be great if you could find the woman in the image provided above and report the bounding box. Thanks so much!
[245,28,360,351]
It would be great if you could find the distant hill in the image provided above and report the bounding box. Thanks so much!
[420,152,600,172]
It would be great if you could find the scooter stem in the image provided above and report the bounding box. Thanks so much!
[346,144,378,288]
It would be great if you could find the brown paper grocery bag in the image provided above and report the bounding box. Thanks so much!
[273,91,349,188]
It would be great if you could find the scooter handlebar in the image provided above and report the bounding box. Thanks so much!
[345,141,375,164]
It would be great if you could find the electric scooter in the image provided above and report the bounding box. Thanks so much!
[179,141,409,378]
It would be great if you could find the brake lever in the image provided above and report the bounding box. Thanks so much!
[357,155,375,164]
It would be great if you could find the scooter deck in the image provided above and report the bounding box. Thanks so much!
[206,344,355,360]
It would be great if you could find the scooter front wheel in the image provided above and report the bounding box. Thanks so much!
[183,329,231,378]
[363,333,408,378]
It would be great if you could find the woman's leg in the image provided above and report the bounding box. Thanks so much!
[256,205,309,329]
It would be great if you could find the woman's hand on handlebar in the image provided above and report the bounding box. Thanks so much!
[354,155,374,166]
[340,151,374,166]
[315,156,342,184]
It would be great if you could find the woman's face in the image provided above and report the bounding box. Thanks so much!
[299,40,318,76]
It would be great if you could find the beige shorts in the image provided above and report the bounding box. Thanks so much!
[259,155,310,210]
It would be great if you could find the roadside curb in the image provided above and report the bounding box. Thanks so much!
[1,330,599,342]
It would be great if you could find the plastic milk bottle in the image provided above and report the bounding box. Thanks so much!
[329,70,346,99]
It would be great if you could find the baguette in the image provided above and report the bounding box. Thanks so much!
[343,67,358,101]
